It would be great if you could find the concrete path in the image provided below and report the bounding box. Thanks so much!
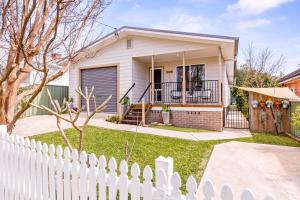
[13,115,252,141]
[197,141,300,200]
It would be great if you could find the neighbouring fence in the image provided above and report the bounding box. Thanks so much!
[18,85,69,118]
[289,101,300,139]
[0,126,274,200]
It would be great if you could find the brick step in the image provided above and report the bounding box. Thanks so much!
[128,112,142,116]
[124,115,141,120]
[122,119,140,124]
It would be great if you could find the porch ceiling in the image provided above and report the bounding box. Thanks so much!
[133,47,219,64]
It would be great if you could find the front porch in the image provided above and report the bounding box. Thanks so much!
[132,47,226,106]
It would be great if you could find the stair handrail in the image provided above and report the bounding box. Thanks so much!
[138,82,152,103]
[119,83,135,103]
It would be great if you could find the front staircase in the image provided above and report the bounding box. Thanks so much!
[121,104,152,125]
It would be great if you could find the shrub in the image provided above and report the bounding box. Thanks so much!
[106,115,120,123]
[292,105,300,129]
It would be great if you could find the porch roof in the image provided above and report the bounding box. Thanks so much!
[237,87,300,101]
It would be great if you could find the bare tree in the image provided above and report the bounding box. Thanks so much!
[0,0,112,133]
[241,43,286,87]
[32,86,111,152]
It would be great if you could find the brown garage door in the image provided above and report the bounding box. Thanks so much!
[81,66,117,112]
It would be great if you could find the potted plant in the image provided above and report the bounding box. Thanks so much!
[121,96,130,114]
[266,100,273,108]
[282,100,289,108]
[161,104,171,125]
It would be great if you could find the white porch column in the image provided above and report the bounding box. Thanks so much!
[151,55,155,104]
[218,47,223,104]
[182,52,186,104]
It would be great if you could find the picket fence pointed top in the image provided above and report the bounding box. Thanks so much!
[10,134,14,143]
[71,149,78,160]
[108,157,117,171]
[49,144,55,155]
[221,185,233,200]
[19,136,24,146]
[30,139,36,148]
[64,147,70,159]
[143,165,153,180]
[119,160,128,174]
[203,180,214,197]
[36,141,42,151]
[99,155,107,168]
[186,176,197,193]
[131,163,140,177]
[80,151,87,163]
[42,143,48,153]
[56,145,63,157]
[156,169,167,188]
[89,153,97,166]
[171,172,181,188]
[14,134,20,144]
[241,189,254,200]
[25,138,30,147]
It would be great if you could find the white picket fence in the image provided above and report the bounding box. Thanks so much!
[0,126,275,200]
[0,129,198,200]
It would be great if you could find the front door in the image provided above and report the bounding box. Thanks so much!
[150,68,163,103]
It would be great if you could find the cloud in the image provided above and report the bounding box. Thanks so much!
[131,3,140,9]
[152,12,212,33]
[237,19,271,29]
[227,0,294,16]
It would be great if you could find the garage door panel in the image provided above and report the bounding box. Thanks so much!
[81,66,117,112]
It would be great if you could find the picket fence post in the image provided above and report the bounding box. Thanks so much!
[98,155,107,200]
[142,165,153,200]
[130,163,141,200]
[71,149,80,200]
[118,160,129,200]
[88,153,98,200]
[107,157,118,200]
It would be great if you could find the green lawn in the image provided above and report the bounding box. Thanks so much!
[31,126,300,189]
[150,124,213,132]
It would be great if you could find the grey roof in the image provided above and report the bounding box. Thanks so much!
[121,26,239,41]
[278,68,300,83]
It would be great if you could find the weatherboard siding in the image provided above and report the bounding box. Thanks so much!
[69,35,230,107]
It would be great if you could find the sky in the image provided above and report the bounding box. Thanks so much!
[99,0,300,74]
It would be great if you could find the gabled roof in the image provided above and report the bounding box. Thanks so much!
[278,68,300,83]
[77,26,239,56]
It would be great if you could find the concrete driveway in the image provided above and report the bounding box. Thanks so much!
[12,113,111,136]
[197,141,300,200]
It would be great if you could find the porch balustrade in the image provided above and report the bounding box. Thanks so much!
[152,80,219,104]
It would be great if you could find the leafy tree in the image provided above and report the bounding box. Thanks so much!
[233,44,285,113]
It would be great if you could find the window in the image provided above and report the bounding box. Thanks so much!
[126,39,132,49]
[177,64,205,82]
[176,64,205,91]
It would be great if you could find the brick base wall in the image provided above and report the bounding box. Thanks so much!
[146,110,223,131]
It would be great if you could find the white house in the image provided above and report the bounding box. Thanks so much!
[69,26,239,131]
